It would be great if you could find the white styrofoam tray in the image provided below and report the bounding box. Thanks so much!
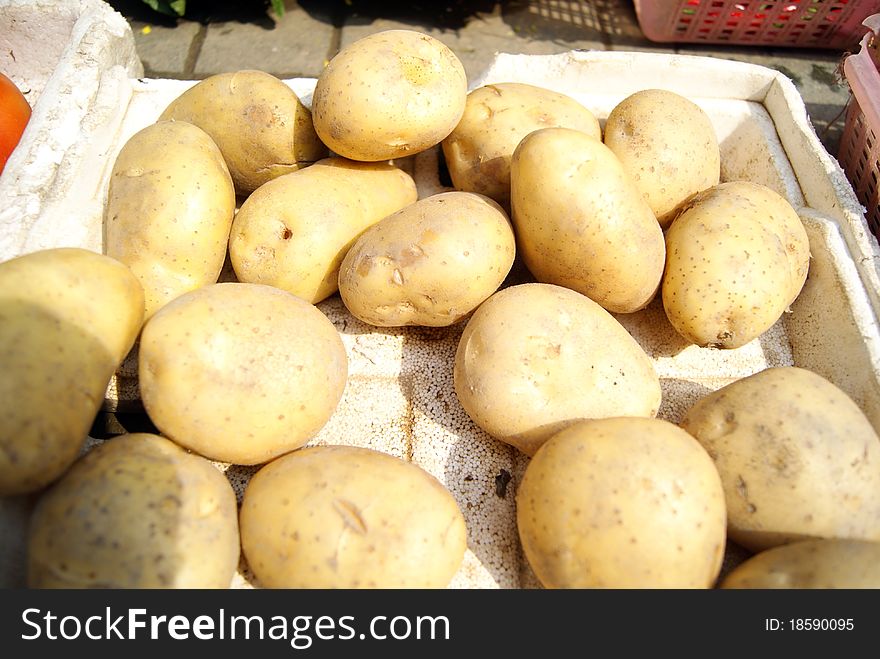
[0,0,142,263]
[2,49,880,589]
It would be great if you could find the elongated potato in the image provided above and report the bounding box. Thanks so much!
[240,445,467,588]
[663,181,810,348]
[517,418,726,588]
[139,283,347,465]
[604,89,720,228]
[230,157,417,304]
[28,434,240,588]
[338,191,516,327]
[159,70,327,195]
[104,120,235,320]
[0,248,144,495]
[681,367,880,551]
[442,82,601,209]
[510,127,665,313]
[454,283,661,455]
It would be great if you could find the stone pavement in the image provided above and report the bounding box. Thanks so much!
[107,0,858,155]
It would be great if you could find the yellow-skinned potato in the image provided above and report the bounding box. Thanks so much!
[159,70,328,195]
[663,181,810,349]
[681,367,880,552]
[139,283,347,465]
[0,248,143,496]
[517,418,727,588]
[454,283,661,456]
[338,191,515,327]
[604,89,720,228]
[240,445,467,588]
[721,539,880,589]
[510,127,665,314]
[230,157,417,304]
[312,30,467,161]
[441,82,600,209]
[104,120,236,320]
[28,434,239,588]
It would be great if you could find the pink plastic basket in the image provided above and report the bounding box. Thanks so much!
[838,15,880,241]
[634,0,880,49]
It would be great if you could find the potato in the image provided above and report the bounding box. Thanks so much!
[104,120,236,320]
[0,248,143,496]
[663,181,810,349]
[517,417,726,588]
[139,283,347,465]
[312,30,467,161]
[510,127,665,313]
[441,82,600,209]
[27,433,239,588]
[721,539,880,589]
[230,157,417,304]
[240,445,467,588]
[681,367,880,552]
[338,191,515,327]
[159,70,328,195]
[454,283,661,456]
[604,89,720,228]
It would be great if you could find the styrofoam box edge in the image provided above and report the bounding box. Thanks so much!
[0,0,143,262]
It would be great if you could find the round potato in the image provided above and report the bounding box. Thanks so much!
[159,70,328,195]
[104,120,236,319]
[604,89,720,228]
[681,367,880,551]
[312,30,467,161]
[240,445,467,588]
[338,191,515,327]
[454,283,661,455]
[510,127,665,313]
[721,539,880,589]
[517,417,727,588]
[662,181,810,349]
[0,248,143,495]
[230,157,417,304]
[28,433,240,588]
[441,82,600,209]
[139,283,348,465]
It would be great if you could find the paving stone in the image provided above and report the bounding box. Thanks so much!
[127,20,201,78]
[195,4,335,78]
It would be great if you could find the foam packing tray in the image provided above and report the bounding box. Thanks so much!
[3,50,880,589]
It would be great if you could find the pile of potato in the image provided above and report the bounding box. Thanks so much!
[2,28,880,589]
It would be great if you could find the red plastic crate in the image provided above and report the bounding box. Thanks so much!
[839,15,880,241]
[634,0,880,49]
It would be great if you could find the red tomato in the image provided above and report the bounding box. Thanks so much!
[0,72,32,175]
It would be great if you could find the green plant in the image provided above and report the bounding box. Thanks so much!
[141,1,286,19]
